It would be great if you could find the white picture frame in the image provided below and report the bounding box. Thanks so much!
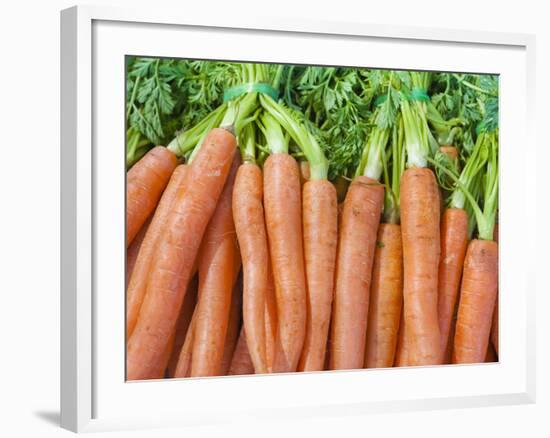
[60,4,536,433]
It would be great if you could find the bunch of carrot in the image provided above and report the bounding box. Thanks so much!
[125,61,499,381]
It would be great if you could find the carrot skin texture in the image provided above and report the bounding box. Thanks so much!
[299,161,310,185]
[173,313,196,378]
[264,257,277,372]
[126,165,189,338]
[126,146,178,247]
[233,163,269,374]
[401,168,442,366]
[437,208,469,359]
[365,224,403,368]
[491,300,499,355]
[127,129,236,380]
[298,180,338,371]
[229,328,255,376]
[394,311,409,367]
[330,176,384,370]
[191,152,241,377]
[453,240,498,364]
[166,275,198,377]
[491,224,499,355]
[126,216,151,286]
[263,154,307,372]
[220,271,244,375]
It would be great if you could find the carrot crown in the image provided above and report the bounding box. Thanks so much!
[381,114,405,224]
[260,94,329,180]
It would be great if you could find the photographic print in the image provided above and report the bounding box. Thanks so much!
[125,58,499,381]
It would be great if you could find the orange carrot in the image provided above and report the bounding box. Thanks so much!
[126,216,151,286]
[298,180,338,371]
[491,300,499,355]
[299,161,310,185]
[330,177,384,370]
[173,313,196,378]
[263,153,307,372]
[166,275,198,378]
[220,271,244,375]
[437,208,468,359]
[233,163,269,374]
[453,240,498,364]
[401,167,442,366]
[126,165,188,338]
[491,224,499,355]
[229,328,255,376]
[443,312,457,364]
[127,128,236,380]
[190,152,241,377]
[394,311,409,367]
[364,224,403,368]
[439,145,459,161]
[264,256,277,372]
[126,146,177,246]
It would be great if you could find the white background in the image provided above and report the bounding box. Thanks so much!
[0,0,546,437]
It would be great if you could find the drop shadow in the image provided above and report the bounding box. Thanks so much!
[34,410,60,427]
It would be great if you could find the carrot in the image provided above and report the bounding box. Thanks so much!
[394,312,409,367]
[491,224,499,354]
[298,180,338,371]
[437,208,468,359]
[330,177,384,370]
[233,162,269,374]
[364,223,403,368]
[491,300,499,355]
[229,328,255,376]
[126,146,177,247]
[263,153,307,372]
[190,152,241,377]
[401,167,442,366]
[126,165,189,338]
[439,145,459,160]
[299,160,310,185]
[166,275,198,378]
[126,216,150,286]
[453,240,498,364]
[220,271,244,375]
[127,128,237,380]
[173,313,196,378]
[264,256,277,372]
[443,311,457,364]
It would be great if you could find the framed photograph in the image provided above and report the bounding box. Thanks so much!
[61,4,536,433]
